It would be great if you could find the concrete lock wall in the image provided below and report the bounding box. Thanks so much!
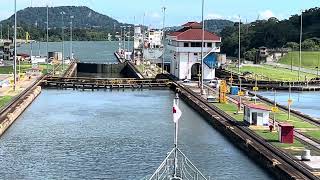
[0,86,42,137]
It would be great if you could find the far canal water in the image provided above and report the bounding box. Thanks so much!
[259,91,320,119]
[0,89,273,180]
[17,41,125,63]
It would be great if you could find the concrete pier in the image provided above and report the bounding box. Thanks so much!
[170,82,318,180]
[0,86,41,137]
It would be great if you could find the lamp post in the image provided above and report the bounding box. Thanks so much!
[238,15,241,74]
[298,10,303,81]
[162,6,166,74]
[70,16,74,60]
[13,0,17,91]
[46,5,49,73]
[200,0,205,94]
[60,11,66,71]
[127,26,131,53]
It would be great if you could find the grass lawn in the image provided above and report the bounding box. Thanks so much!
[279,51,320,69]
[227,64,316,81]
[255,129,306,155]
[213,103,243,121]
[0,96,13,108]
[0,63,52,74]
[304,131,320,140]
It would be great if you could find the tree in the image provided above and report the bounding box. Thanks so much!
[285,42,299,50]
[244,48,257,62]
[302,39,316,50]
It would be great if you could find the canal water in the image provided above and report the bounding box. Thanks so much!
[259,91,320,119]
[17,41,122,63]
[0,89,273,180]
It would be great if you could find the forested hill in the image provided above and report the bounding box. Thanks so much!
[167,19,234,34]
[221,7,320,57]
[0,6,132,41]
[204,19,234,33]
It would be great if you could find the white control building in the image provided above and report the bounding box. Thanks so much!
[167,22,221,80]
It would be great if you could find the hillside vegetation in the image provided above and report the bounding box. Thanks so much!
[0,6,132,41]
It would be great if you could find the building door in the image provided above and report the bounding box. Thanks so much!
[191,63,201,80]
[252,112,258,125]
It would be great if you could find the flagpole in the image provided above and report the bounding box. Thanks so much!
[173,93,180,177]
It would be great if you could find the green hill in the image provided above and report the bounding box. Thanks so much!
[220,7,320,57]
[0,6,132,41]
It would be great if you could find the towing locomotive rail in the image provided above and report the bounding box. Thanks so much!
[225,90,320,151]
[0,74,47,124]
[172,81,319,180]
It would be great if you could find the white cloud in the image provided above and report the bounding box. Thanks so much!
[206,13,223,20]
[259,10,275,20]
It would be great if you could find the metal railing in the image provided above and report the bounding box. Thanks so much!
[147,148,208,180]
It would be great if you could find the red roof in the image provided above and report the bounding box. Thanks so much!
[278,123,294,127]
[169,21,221,41]
[182,22,202,28]
[171,29,221,41]
[245,103,270,111]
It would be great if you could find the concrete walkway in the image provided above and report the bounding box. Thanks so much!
[266,62,319,76]
[295,131,320,150]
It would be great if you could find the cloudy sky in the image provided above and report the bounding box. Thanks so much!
[0,0,318,28]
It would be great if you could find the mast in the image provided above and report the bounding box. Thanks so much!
[173,94,179,178]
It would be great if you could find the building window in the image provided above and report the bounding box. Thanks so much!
[184,43,189,47]
[207,43,212,48]
[194,53,198,56]
[191,42,201,47]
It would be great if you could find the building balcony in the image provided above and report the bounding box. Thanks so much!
[167,45,220,53]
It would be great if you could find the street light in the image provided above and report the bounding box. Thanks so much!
[238,15,241,74]
[162,6,166,74]
[46,5,49,73]
[200,0,205,95]
[13,0,17,91]
[298,10,303,81]
[60,11,66,71]
[70,15,74,60]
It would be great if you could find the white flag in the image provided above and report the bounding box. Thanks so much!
[173,100,182,123]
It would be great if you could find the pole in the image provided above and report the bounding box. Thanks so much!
[162,6,166,74]
[238,15,241,74]
[238,77,242,113]
[46,5,49,73]
[123,27,126,52]
[173,94,179,178]
[127,26,130,53]
[273,89,276,126]
[317,53,319,77]
[0,24,2,40]
[7,25,10,40]
[70,16,74,60]
[291,49,293,72]
[142,13,146,73]
[61,11,65,72]
[13,0,17,91]
[254,75,257,104]
[38,41,41,56]
[200,0,205,94]
[120,27,122,51]
[298,10,303,81]
[288,84,291,120]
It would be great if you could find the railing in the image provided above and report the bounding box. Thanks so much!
[147,148,208,180]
